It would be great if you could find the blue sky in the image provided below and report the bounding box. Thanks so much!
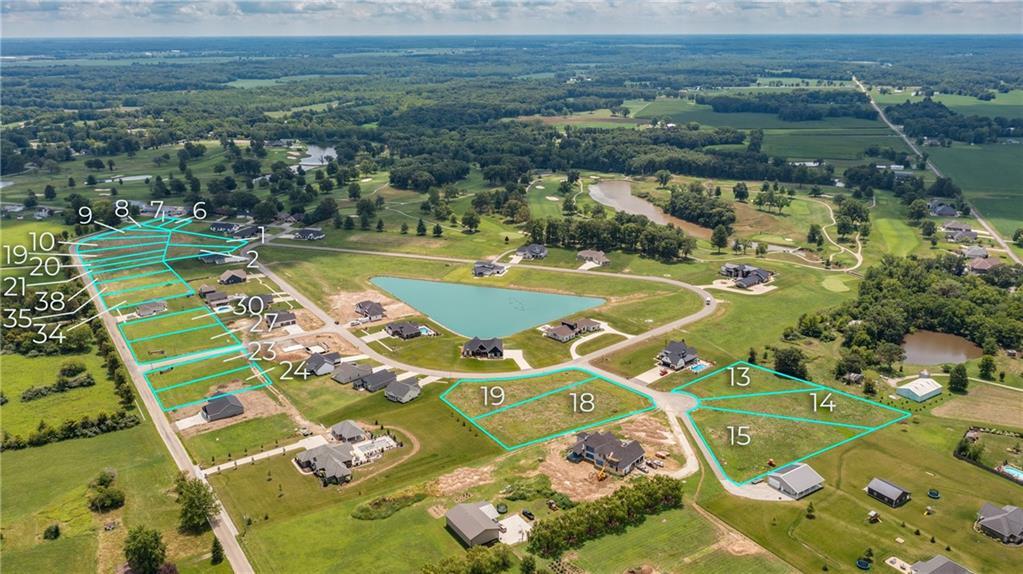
[2,1,1021,37]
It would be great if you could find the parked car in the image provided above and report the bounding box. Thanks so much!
[521,509,535,521]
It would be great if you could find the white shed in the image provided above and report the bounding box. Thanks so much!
[897,371,943,402]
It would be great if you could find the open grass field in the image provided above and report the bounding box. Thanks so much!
[443,369,598,418]
[0,424,221,574]
[761,128,911,161]
[872,88,1023,119]
[634,97,885,130]
[270,367,375,425]
[183,413,298,465]
[926,143,1023,239]
[698,412,1021,573]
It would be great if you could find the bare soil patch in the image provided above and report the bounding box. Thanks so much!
[537,437,628,501]
[932,384,1023,427]
[175,386,286,433]
[432,465,496,496]
[327,289,416,323]
[619,414,684,473]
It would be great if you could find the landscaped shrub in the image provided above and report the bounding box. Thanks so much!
[89,486,126,512]
[43,523,61,540]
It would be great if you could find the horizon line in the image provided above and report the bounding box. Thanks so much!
[4,32,1023,40]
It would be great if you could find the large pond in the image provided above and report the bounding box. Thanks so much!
[371,276,604,339]
[588,180,668,225]
[299,145,338,167]
[901,330,983,365]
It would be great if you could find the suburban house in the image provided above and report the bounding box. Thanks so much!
[239,293,274,310]
[136,300,168,318]
[354,369,398,392]
[570,431,646,475]
[209,222,240,234]
[354,300,385,321]
[305,352,343,376]
[516,244,548,260]
[977,503,1023,544]
[657,340,699,370]
[201,395,244,422]
[276,213,300,225]
[218,269,247,285]
[473,261,507,277]
[961,245,988,259]
[927,199,958,218]
[385,380,422,404]
[293,228,326,241]
[233,226,261,239]
[577,249,610,266]
[767,463,825,499]
[969,258,1002,275]
[199,286,230,308]
[264,311,297,330]
[330,420,367,443]
[545,317,602,343]
[911,555,972,574]
[198,253,229,265]
[462,337,504,359]
[947,230,979,243]
[385,321,422,340]
[897,371,943,402]
[866,477,911,508]
[942,221,972,233]
[720,263,773,288]
[294,444,354,485]
[332,362,374,385]
[445,502,502,547]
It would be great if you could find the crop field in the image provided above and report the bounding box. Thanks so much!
[442,368,656,450]
[634,97,884,130]
[926,143,1023,239]
[871,87,1023,119]
[676,362,909,485]
[760,128,911,162]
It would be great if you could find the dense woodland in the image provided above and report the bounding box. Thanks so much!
[884,99,1023,144]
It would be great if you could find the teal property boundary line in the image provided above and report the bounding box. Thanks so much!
[151,364,254,394]
[439,367,657,451]
[141,348,272,412]
[125,322,222,344]
[96,268,174,285]
[119,305,210,327]
[106,279,181,297]
[672,360,912,486]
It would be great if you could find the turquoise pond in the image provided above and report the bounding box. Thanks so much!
[370,276,605,338]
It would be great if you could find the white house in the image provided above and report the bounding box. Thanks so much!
[897,371,943,402]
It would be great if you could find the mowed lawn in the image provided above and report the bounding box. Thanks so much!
[0,424,221,574]
[926,143,1023,239]
[443,369,594,418]
[183,413,299,465]
[700,413,1022,573]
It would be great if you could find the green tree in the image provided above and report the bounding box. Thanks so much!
[773,347,808,380]
[400,222,409,234]
[375,218,384,232]
[907,199,928,221]
[416,218,427,236]
[711,225,729,253]
[733,182,749,201]
[920,220,937,237]
[521,554,536,574]
[1014,228,1023,248]
[252,199,278,224]
[177,476,219,533]
[949,363,969,393]
[432,223,443,237]
[123,526,166,574]
[655,170,672,187]
[23,190,38,209]
[44,184,57,200]
[347,181,361,200]
[978,355,996,380]
[343,216,355,230]
[461,208,481,233]
[210,537,224,565]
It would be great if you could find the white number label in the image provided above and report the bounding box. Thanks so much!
[727,425,751,446]
[570,392,595,413]
[33,323,65,344]
[246,250,259,269]
[282,361,311,380]
[30,256,62,277]
[114,199,129,218]
[29,232,57,252]
[150,200,164,219]
[811,392,836,413]
[481,386,505,406]
[3,308,33,328]
[4,244,28,265]
[78,206,94,225]
[247,341,277,361]
[192,201,207,220]
[3,277,26,297]
[729,367,751,387]
[34,291,66,312]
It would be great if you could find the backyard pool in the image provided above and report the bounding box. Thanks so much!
[371,276,604,338]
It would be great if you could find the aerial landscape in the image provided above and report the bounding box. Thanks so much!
[1,2,1021,573]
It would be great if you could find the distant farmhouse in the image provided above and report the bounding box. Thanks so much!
[657,340,699,371]
[473,261,507,277]
[897,371,943,402]
[767,463,824,499]
[355,300,385,321]
[977,503,1023,544]
[293,228,325,241]
[928,198,958,218]
[201,395,244,422]
[570,431,646,476]
[462,337,504,359]
[446,502,502,547]
[577,249,610,266]
[545,318,601,343]
[866,477,911,508]
[720,263,773,289]
[516,244,548,260]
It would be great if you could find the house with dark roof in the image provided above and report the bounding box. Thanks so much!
[911,555,972,574]
[545,325,577,343]
[239,293,274,311]
[570,431,646,475]
[947,230,979,243]
[264,311,297,330]
[293,228,325,241]
[928,199,958,218]
[198,253,229,265]
[233,226,261,239]
[767,463,824,499]
[295,444,354,485]
[473,261,506,277]
[201,289,230,308]
[866,477,911,508]
[219,269,247,285]
[354,300,385,321]
[136,300,168,318]
[720,263,773,288]
[657,340,699,370]
[968,258,1002,275]
[201,395,244,422]
[577,249,610,266]
[305,352,342,376]
[516,244,548,260]
[332,362,374,385]
[942,221,972,233]
[330,420,367,443]
[445,502,502,547]
[385,321,421,340]
[462,337,504,359]
[354,369,397,392]
[977,503,1023,544]
[209,222,240,234]
[385,380,421,404]
[545,318,602,343]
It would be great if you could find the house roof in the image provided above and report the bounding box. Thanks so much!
[332,362,374,383]
[577,249,609,263]
[294,228,324,239]
[547,325,575,339]
[386,321,421,338]
[305,353,335,373]
[899,377,943,397]
[202,395,244,421]
[446,502,500,541]
[473,261,505,274]
[136,300,168,317]
[355,300,385,316]
[296,443,355,477]
[978,504,1023,539]
[969,258,1002,271]
[912,555,973,574]
[770,463,824,493]
[571,431,645,469]
[385,380,421,402]
[516,243,548,257]
[219,269,247,282]
[563,318,600,331]
[463,337,503,354]
[961,246,988,258]
[265,311,296,326]
[330,420,365,441]
[868,477,910,499]
[359,369,397,390]
[660,340,697,363]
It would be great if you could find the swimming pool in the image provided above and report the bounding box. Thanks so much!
[690,363,708,373]
[1002,464,1023,481]
[371,276,605,339]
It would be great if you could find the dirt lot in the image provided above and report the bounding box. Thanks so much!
[932,384,1023,427]
[431,464,496,496]
[327,289,416,323]
[619,414,684,473]
[172,385,285,430]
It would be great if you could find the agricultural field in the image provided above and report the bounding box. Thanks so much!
[926,142,1023,239]
[634,97,885,130]
[871,87,1023,119]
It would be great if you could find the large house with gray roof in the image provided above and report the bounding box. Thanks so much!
[977,503,1023,544]
[516,244,548,260]
[201,395,244,422]
[330,420,367,443]
[354,369,397,392]
[473,261,507,277]
[385,380,421,404]
[305,352,342,376]
[720,263,773,288]
[866,477,911,508]
[570,431,646,476]
[462,337,504,359]
[385,321,421,340]
[657,340,699,370]
[767,463,824,499]
[295,444,354,485]
[355,300,385,321]
[332,362,374,385]
[911,555,972,574]
[445,502,502,547]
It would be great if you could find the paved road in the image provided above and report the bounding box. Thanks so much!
[853,77,1021,265]
[71,241,255,574]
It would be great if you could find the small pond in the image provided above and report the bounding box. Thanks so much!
[901,330,983,365]
[588,180,669,225]
[299,145,338,167]
[371,276,604,339]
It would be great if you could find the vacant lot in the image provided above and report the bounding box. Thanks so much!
[443,369,594,418]
[183,413,298,465]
